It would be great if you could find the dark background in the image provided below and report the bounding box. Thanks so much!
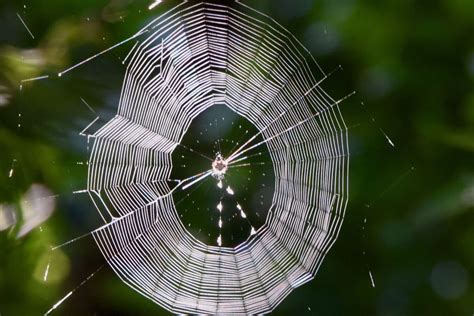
[0,0,473,315]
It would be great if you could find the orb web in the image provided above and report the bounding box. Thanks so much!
[86,1,349,314]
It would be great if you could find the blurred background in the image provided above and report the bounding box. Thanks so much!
[0,0,473,315]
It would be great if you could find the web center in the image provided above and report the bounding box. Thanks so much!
[211,154,228,180]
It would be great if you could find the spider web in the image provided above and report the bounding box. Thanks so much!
[80,1,349,314]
